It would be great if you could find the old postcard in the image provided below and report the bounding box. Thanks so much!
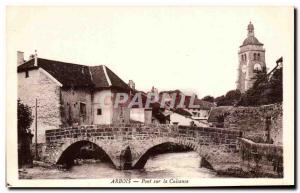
[6,6,294,188]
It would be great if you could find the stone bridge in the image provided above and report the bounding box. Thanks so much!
[44,124,242,171]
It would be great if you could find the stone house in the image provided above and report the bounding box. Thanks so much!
[17,52,151,143]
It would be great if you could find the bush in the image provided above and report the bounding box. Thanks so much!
[17,99,34,167]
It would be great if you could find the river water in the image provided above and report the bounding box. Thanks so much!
[21,152,218,179]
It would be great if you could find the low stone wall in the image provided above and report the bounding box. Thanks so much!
[238,138,283,177]
[224,103,282,145]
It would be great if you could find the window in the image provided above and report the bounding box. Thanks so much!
[244,54,247,61]
[257,53,260,61]
[254,53,257,60]
[25,71,29,78]
[79,102,86,122]
[79,102,86,116]
[97,108,102,115]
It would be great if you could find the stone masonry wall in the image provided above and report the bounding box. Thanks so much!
[44,124,242,170]
[60,88,93,126]
[18,69,62,143]
[224,103,282,145]
[238,138,283,177]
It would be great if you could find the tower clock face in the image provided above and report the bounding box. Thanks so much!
[242,64,247,73]
[254,63,262,71]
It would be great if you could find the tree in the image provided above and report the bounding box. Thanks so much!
[238,67,282,106]
[215,95,225,106]
[18,99,33,135]
[268,68,282,103]
[238,73,267,106]
[215,112,230,128]
[202,95,214,103]
[215,90,241,106]
[225,89,241,105]
[18,99,33,167]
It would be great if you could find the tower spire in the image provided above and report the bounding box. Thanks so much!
[247,21,254,37]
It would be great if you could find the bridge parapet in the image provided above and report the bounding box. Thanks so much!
[46,124,242,144]
[44,124,243,170]
[238,138,283,177]
[45,124,178,143]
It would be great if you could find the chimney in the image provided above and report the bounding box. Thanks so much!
[34,50,38,66]
[128,80,135,90]
[17,51,24,66]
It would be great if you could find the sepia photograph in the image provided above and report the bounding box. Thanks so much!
[6,6,294,188]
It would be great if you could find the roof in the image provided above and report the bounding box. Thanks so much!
[173,108,193,117]
[17,57,130,90]
[89,66,109,88]
[240,22,263,47]
[207,106,233,122]
[241,36,263,47]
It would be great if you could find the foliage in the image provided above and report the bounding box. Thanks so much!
[215,112,230,128]
[215,66,282,107]
[17,99,33,167]
[214,95,225,105]
[18,99,33,136]
[267,68,283,104]
[216,112,230,123]
[238,68,282,106]
[215,90,241,106]
[201,95,214,103]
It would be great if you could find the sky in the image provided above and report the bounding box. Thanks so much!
[7,6,294,98]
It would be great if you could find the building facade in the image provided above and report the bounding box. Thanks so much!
[17,52,151,143]
[237,22,266,93]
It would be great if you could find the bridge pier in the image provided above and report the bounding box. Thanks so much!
[43,124,244,172]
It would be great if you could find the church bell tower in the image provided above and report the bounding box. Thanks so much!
[237,22,266,93]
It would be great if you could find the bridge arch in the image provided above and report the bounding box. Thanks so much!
[55,139,116,168]
[132,139,213,170]
[45,125,241,171]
